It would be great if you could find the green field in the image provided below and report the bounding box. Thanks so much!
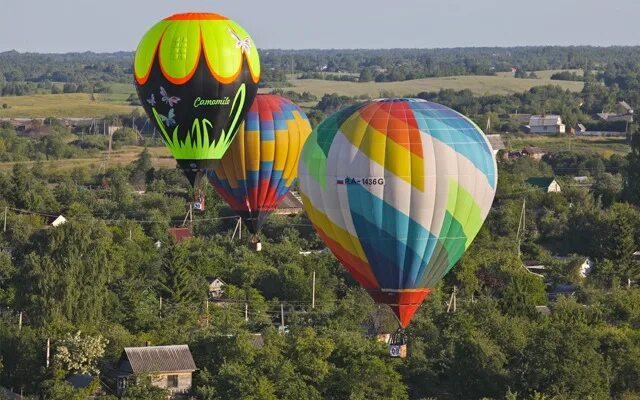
[263,70,584,98]
[503,135,630,156]
[0,146,174,172]
[0,93,139,118]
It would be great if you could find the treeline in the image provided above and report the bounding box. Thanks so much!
[7,46,640,96]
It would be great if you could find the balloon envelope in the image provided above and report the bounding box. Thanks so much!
[298,99,497,327]
[134,12,260,172]
[208,94,312,234]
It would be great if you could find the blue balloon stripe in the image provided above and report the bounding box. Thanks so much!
[346,183,439,289]
[409,102,496,188]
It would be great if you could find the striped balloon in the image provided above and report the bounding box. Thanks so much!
[298,99,497,327]
[208,94,312,235]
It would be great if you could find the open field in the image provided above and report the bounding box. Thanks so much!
[0,146,174,172]
[503,135,630,156]
[0,93,139,118]
[264,70,585,98]
[0,70,586,117]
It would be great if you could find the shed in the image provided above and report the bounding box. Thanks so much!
[485,134,505,157]
[116,345,197,398]
[274,191,304,215]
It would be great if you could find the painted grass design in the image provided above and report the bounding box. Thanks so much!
[153,83,247,159]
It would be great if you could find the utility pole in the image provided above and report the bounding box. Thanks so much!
[312,271,316,309]
[46,338,50,368]
[159,296,163,312]
[280,303,285,331]
[18,312,22,332]
[205,299,209,327]
[446,286,457,313]
[516,199,526,256]
[245,303,248,322]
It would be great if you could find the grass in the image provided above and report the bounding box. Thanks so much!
[503,134,630,156]
[261,70,584,98]
[0,93,140,118]
[0,146,175,172]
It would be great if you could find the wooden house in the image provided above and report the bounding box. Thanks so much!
[116,345,197,398]
[206,277,226,300]
[522,146,546,161]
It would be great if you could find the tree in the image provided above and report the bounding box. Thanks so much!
[624,124,640,204]
[55,331,108,375]
[592,173,623,207]
[130,148,153,188]
[20,220,125,326]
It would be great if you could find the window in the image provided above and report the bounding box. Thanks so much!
[167,374,179,388]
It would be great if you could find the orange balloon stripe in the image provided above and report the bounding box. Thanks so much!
[134,30,165,85]
[200,28,243,85]
[357,102,423,158]
[314,224,379,289]
[157,27,202,85]
[165,13,228,21]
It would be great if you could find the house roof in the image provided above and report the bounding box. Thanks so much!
[522,146,545,154]
[526,177,556,188]
[577,123,586,131]
[485,134,505,151]
[120,345,196,374]
[619,101,633,112]
[278,191,303,210]
[168,227,193,242]
[206,277,226,285]
[529,115,562,126]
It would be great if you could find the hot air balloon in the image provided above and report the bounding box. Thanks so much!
[134,12,260,207]
[208,94,312,250]
[298,98,497,354]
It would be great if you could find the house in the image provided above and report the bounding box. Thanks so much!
[116,345,197,398]
[597,101,634,122]
[549,284,578,300]
[524,261,546,278]
[527,115,566,134]
[485,134,505,157]
[274,191,304,215]
[522,146,546,160]
[168,227,193,242]
[576,258,593,278]
[573,176,589,184]
[526,177,561,193]
[576,123,586,133]
[535,305,551,316]
[45,215,67,228]
[206,277,226,300]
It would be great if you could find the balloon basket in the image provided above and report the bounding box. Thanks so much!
[249,240,262,252]
[389,328,408,358]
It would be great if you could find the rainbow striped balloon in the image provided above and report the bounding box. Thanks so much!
[208,94,311,235]
[298,99,497,327]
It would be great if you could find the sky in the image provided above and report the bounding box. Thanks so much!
[1,0,640,52]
